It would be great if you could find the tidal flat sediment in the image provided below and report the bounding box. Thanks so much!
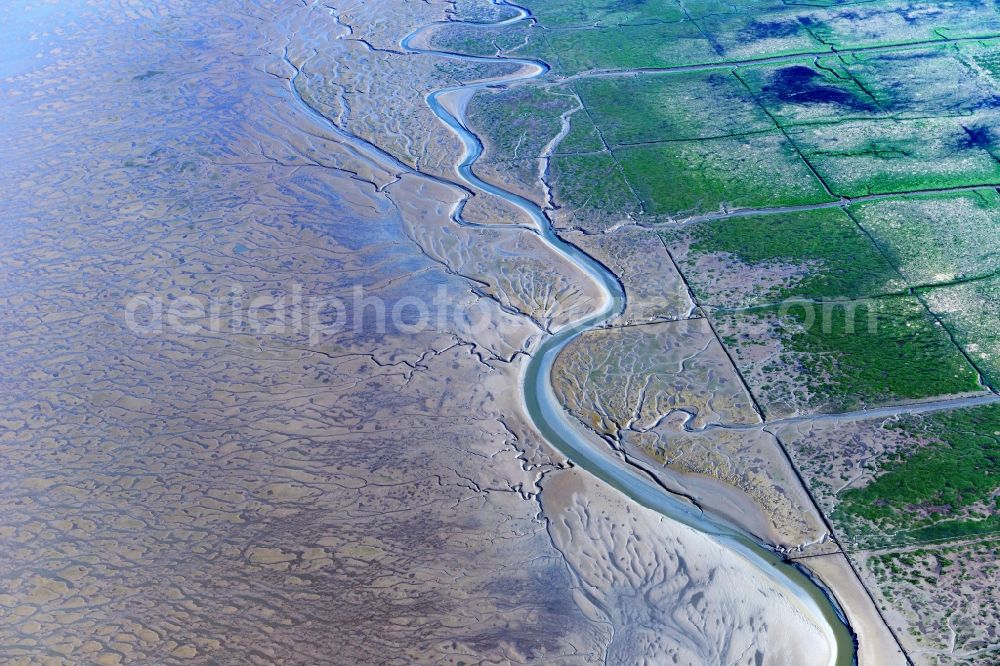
[0,0,858,663]
[290,1,850,660]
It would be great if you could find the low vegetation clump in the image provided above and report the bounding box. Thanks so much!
[575,71,774,145]
[849,190,1000,287]
[617,132,834,216]
[549,153,641,216]
[427,22,540,59]
[858,538,1000,656]
[717,296,982,418]
[922,275,1000,391]
[664,208,903,306]
[466,86,577,160]
[837,404,1000,544]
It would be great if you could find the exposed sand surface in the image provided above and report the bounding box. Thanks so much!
[542,468,836,665]
[0,2,610,662]
[0,0,860,663]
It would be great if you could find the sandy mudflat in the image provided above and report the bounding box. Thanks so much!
[0,0,859,663]
[542,468,836,664]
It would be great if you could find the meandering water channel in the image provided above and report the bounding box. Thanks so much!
[293,2,857,662]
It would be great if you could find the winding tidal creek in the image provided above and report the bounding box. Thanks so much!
[400,4,857,665]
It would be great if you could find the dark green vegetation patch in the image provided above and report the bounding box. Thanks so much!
[617,131,834,216]
[717,296,983,418]
[864,543,988,592]
[574,71,774,145]
[662,207,904,307]
[837,404,1000,546]
[777,297,982,409]
[738,60,882,126]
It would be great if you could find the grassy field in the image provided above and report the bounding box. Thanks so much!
[849,190,1000,286]
[662,208,904,306]
[781,296,981,406]
[542,22,720,74]
[575,71,774,145]
[789,116,1000,198]
[693,0,1000,57]
[738,59,882,125]
[923,275,1000,391]
[520,0,685,27]
[554,105,606,154]
[837,404,1000,544]
[716,296,982,417]
[618,131,834,216]
[841,44,1000,119]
